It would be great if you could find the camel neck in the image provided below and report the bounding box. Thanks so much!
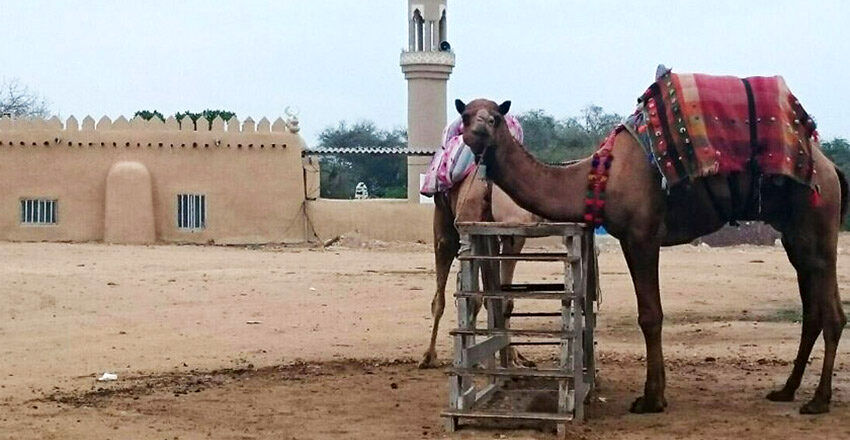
[484,126,593,222]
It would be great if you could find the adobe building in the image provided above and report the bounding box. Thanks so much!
[0,115,307,244]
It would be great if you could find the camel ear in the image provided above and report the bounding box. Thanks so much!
[455,99,466,114]
[498,100,511,115]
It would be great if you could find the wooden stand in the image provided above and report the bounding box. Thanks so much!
[441,222,598,435]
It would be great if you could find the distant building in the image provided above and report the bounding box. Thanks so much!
[0,115,307,244]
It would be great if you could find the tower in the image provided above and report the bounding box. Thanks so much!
[401,0,454,202]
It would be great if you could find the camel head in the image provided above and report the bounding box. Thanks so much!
[455,98,511,160]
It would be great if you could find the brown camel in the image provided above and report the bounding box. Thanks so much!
[455,97,848,414]
[419,171,539,368]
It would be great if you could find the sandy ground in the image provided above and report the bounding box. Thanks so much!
[1,234,849,439]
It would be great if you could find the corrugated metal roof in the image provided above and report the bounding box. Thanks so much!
[302,146,436,156]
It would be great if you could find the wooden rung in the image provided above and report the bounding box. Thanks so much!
[448,367,574,379]
[450,328,575,338]
[455,221,586,238]
[454,292,572,300]
[458,253,579,262]
[441,409,573,423]
[509,341,562,346]
[501,283,567,292]
[509,312,563,317]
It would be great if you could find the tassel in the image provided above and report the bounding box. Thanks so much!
[810,186,822,207]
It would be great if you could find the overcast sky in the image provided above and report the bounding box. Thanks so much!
[3,1,848,145]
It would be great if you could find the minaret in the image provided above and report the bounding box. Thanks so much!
[401,0,455,202]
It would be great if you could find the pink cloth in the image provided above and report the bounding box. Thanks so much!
[420,115,523,196]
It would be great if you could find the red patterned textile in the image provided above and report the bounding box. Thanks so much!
[639,70,817,187]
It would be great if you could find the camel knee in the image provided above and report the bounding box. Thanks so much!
[822,312,845,337]
[638,313,663,336]
[436,237,457,257]
[431,294,446,318]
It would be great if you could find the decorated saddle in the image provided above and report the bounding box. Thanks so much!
[420,114,524,196]
[624,66,818,188]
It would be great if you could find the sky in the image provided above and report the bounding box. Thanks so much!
[2,1,849,145]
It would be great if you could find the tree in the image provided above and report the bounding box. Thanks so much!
[133,110,165,122]
[134,109,235,129]
[314,121,408,199]
[822,137,850,230]
[0,79,50,118]
[517,105,622,163]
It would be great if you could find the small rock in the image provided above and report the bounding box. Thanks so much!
[97,373,118,381]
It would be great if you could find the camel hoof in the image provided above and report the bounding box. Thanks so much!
[766,389,795,402]
[629,396,665,414]
[799,399,830,414]
[418,352,438,369]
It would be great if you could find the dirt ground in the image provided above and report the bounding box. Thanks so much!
[1,234,849,439]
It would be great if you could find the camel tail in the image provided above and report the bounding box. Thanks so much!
[837,166,849,224]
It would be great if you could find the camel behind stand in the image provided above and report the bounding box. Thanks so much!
[419,171,540,368]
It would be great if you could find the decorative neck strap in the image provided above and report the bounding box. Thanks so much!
[584,128,620,226]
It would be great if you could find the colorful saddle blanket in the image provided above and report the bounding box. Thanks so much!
[626,67,818,187]
[420,114,524,196]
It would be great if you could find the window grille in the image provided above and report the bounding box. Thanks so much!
[20,199,58,225]
[177,194,206,230]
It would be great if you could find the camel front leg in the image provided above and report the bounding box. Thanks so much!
[621,237,666,413]
[498,236,535,368]
[420,198,460,369]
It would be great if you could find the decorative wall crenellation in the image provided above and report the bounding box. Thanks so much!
[0,114,304,151]
[0,114,299,133]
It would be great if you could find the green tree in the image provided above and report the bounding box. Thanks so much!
[517,105,621,163]
[822,137,850,230]
[314,121,408,199]
[133,110,164,122]
[134,109,235,129]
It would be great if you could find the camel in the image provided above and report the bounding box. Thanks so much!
[419,172,539,368]
[455,97,848,415]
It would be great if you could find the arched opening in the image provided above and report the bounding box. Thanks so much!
[413,9,424,51]
[438,10,447,46]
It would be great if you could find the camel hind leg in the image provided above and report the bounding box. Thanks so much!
[420,195,460,369]
[766,257,821,402]
[768,186,845,413]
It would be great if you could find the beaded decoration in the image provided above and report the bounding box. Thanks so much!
[584,127,621,226]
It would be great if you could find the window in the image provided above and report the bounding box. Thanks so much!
[177,194,206,230]
[20,199,58,225]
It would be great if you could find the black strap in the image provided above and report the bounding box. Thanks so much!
[742,79,758,154]
[732,79,761,221]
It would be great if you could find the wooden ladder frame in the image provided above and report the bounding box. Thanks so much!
[442,222,598,435]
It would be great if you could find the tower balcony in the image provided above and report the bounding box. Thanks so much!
[400,50,455,80]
